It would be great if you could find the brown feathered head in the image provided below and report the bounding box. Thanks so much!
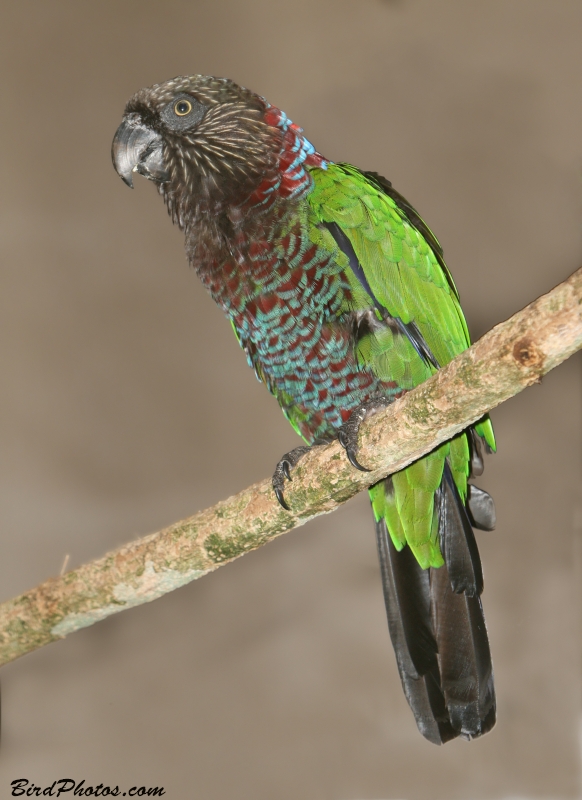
[112,75,283,226]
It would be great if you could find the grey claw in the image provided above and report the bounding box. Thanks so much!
[274,487,290,511]
[271,445,311,512]
[345,448,371,472]
[338,396,390,473]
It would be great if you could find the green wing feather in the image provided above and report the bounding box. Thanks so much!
[308,163,495,568]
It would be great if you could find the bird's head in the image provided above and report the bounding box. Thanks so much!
[112,75,284,225]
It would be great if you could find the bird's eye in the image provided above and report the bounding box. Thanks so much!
[161,95,207,129]
[174,99,193,116]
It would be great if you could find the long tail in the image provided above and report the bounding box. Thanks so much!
[373,465,496,744]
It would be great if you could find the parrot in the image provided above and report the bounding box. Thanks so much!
[112,75,498,744]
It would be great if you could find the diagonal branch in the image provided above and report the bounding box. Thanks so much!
[0,268,581,668]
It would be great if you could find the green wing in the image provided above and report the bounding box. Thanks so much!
[308,163,494,568]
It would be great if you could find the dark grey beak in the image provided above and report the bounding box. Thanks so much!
[111,114,170,188]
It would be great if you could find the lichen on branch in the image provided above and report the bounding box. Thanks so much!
[0,267,580,667]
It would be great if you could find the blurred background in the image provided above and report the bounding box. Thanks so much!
[1,1,581,797]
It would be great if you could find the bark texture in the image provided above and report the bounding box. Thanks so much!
[0,267,580,667]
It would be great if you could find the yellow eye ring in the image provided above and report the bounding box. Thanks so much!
[174,99,193,116]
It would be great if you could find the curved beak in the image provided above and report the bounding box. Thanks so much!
[111,114,170,188]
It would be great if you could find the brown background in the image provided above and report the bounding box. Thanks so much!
[1,1,581,797]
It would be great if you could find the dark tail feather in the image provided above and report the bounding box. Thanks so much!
[430,562,496,739]
[438,464,483,596]
[376,518,457,745]
[374,474,496,744]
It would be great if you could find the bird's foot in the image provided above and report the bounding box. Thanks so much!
[337,396,391,472]
[272,446,311,510]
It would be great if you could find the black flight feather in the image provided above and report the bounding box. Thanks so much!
[430,565,496,739]
[375,515,457,745]
[438,464,484,596]
[375,505,437,678]
[374,470,495,743]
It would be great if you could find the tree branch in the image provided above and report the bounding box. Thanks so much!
[1,268,581,667]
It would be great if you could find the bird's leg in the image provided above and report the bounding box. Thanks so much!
[337,395,391,472]
[272,446,312,510]
[273,395,393,507]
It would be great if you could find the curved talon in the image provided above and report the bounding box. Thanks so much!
[271,445,311,512]
[274,486,290,511]
[345,448,371,472]
[338,398,392,472]
[338,419,371,471]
